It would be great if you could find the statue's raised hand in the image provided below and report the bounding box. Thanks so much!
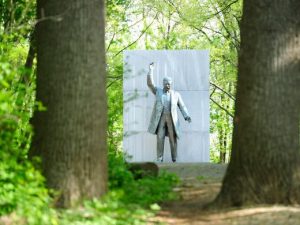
[185,116,192,123]
[149,62,155,70]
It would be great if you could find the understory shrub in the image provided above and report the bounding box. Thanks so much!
[0,47,58,224]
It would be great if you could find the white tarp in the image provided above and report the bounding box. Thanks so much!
[123,50,210,162]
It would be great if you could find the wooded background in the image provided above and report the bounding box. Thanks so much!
[1,0,299,224]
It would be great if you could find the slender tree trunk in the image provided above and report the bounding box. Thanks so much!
[214,0,300,206]
[219,127,226,163]
[222,133,227,163]
[31,0,107,207]
[20,28,37,84]
[219,94,227,164]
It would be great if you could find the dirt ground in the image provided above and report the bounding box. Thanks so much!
[150,163,300,225]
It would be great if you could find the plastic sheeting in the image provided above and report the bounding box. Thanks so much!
[123,50,210,162]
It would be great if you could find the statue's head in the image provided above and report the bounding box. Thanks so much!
[163,76,172,92]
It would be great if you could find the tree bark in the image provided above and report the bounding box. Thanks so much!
[20,28,37,85]
[214,0,300,206]
[219,127,226,163]
[32,0,107,207]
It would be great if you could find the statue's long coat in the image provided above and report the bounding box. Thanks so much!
[147,72,190,138]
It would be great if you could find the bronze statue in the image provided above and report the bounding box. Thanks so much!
[147,62,191,162]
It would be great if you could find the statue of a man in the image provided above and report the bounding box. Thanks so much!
[147,62,191,162]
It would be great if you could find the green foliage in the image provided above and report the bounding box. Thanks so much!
[58,176,177,225]
[108,150,134,189]
[0,34,58,224]
[0,0,35,34]
[58,192,153,225]
[59,153,179,224]
[121,172,179,206]
[108,146,179,207]
[0,160,58,225]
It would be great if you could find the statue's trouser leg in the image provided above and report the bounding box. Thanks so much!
[157,114,166,160]
[165,113,177,161]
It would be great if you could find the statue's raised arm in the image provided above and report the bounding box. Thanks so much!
[147,62,157,95]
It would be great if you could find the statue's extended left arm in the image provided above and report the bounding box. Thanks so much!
[178,95,192,123]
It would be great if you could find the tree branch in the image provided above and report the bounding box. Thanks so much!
[212,0,239,17]
[106,77,122,89]
[163,0,214,43]
[20,27,36,84]
[113,13,158,58]
[106,16,146,53]
[210,86,217,98]
[164,0,240,45]
[211,1,240,51]
[210,82,236,101]
[210,97,234,118]
[106,32,116,53]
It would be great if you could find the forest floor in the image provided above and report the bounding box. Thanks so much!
[149,163,300,225]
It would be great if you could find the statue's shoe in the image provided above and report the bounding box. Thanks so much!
[157,156,163,163]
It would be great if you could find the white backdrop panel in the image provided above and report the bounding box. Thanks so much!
[123,50,210,162]
[124,50,209,91]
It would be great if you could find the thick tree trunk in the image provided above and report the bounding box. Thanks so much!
[214,0,300,206]
[32,0,107,207]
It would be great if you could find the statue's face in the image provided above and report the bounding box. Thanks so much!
[163,78,172,92]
